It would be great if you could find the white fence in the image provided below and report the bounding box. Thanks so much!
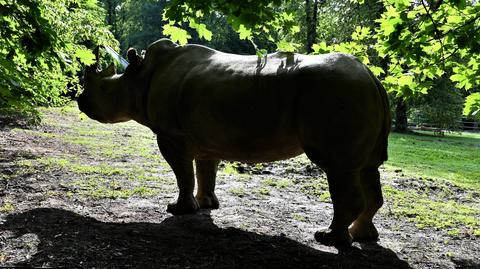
[406,120,480,132]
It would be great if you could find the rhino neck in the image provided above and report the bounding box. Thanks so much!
[120,75,150,126]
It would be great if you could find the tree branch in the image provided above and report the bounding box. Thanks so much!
[430,12,480,42]
[421,0,445,69]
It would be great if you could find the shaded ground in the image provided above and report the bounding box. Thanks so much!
[0,107,479,268]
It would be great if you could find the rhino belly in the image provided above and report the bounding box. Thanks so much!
[184,100,304,162]
[192,133,304,163]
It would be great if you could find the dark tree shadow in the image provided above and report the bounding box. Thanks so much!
[451,258,480,269]
[1,208,412,268]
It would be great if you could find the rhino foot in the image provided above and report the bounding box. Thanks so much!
[196,192,219,209]
[349,220,379,242]
[314,228,352,249]
[167,196,200,215]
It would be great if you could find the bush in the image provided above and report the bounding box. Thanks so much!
[409,78,464,135]
[0,0,117,119]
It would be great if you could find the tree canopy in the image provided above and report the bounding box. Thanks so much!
[0,0,116,119]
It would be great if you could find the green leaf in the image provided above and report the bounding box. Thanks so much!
[85,0,97,8]
[238,24,252,40]
[370,66,385,77]
[291,25,300,34]
[450,74,465,82]
[75,49,95,65]
[398,75,414,87]
[162,24,191,45]
[450,74,467,83]
[276,41,299,52]
[381,17,403,36]
[188,19,212,41]
[352,26,371,41]
[256,49,268,58]
[394,0,410,8]
[407,9,419,19]
[312,42,331,54]
[463,93,480,118]
[447,15,463,24]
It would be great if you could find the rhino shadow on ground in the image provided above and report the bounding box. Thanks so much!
[1,208,412,268]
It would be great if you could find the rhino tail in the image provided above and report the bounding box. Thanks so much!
[367,67,391,163]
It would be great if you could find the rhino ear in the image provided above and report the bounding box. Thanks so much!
[127,48,141,65]
[100,63,116,77]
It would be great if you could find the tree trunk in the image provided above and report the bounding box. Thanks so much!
[105,0,118,37]
[305,0,319,53]
[394,98,409,132]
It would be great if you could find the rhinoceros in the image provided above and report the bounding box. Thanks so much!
[78,38,391,248]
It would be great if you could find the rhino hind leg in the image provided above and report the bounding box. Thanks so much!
[313,169,365,249]
[157,137,199,215]
[349,168,383,242]
[195,159,220,209]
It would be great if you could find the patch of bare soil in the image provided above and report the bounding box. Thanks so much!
[0,110,479,268]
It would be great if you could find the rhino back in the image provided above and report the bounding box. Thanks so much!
[144,47,382,163]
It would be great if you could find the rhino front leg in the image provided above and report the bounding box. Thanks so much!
[195,159,220,209]
[157,137,199,215]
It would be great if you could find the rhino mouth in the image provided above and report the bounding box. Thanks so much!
[77,96,100,121]
[77,95,88,112]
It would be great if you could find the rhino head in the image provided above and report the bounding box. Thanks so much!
[78,47,142,124]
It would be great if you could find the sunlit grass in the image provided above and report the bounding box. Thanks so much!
[383,185,480,237]
[0,200,15,213]
[71,177,159,200]
[386,131,480,189]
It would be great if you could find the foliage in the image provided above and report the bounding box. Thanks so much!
[191,14,261,54]
[3,0,479,122]
[409,78,465,132]
[0,0,116,119]
[463,92,480,120]
[312,25,382,74]
[315,0,384,44]
[161,0,299,55]
[372,0,480,98]
[313,0,479,122]
[114,0,168,51]
[109,0,259,56]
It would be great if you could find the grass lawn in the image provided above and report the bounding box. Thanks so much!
[386,131,480,189]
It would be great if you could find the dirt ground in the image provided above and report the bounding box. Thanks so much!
[0,108,479,269]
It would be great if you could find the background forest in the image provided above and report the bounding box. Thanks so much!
[1,0,479,132]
